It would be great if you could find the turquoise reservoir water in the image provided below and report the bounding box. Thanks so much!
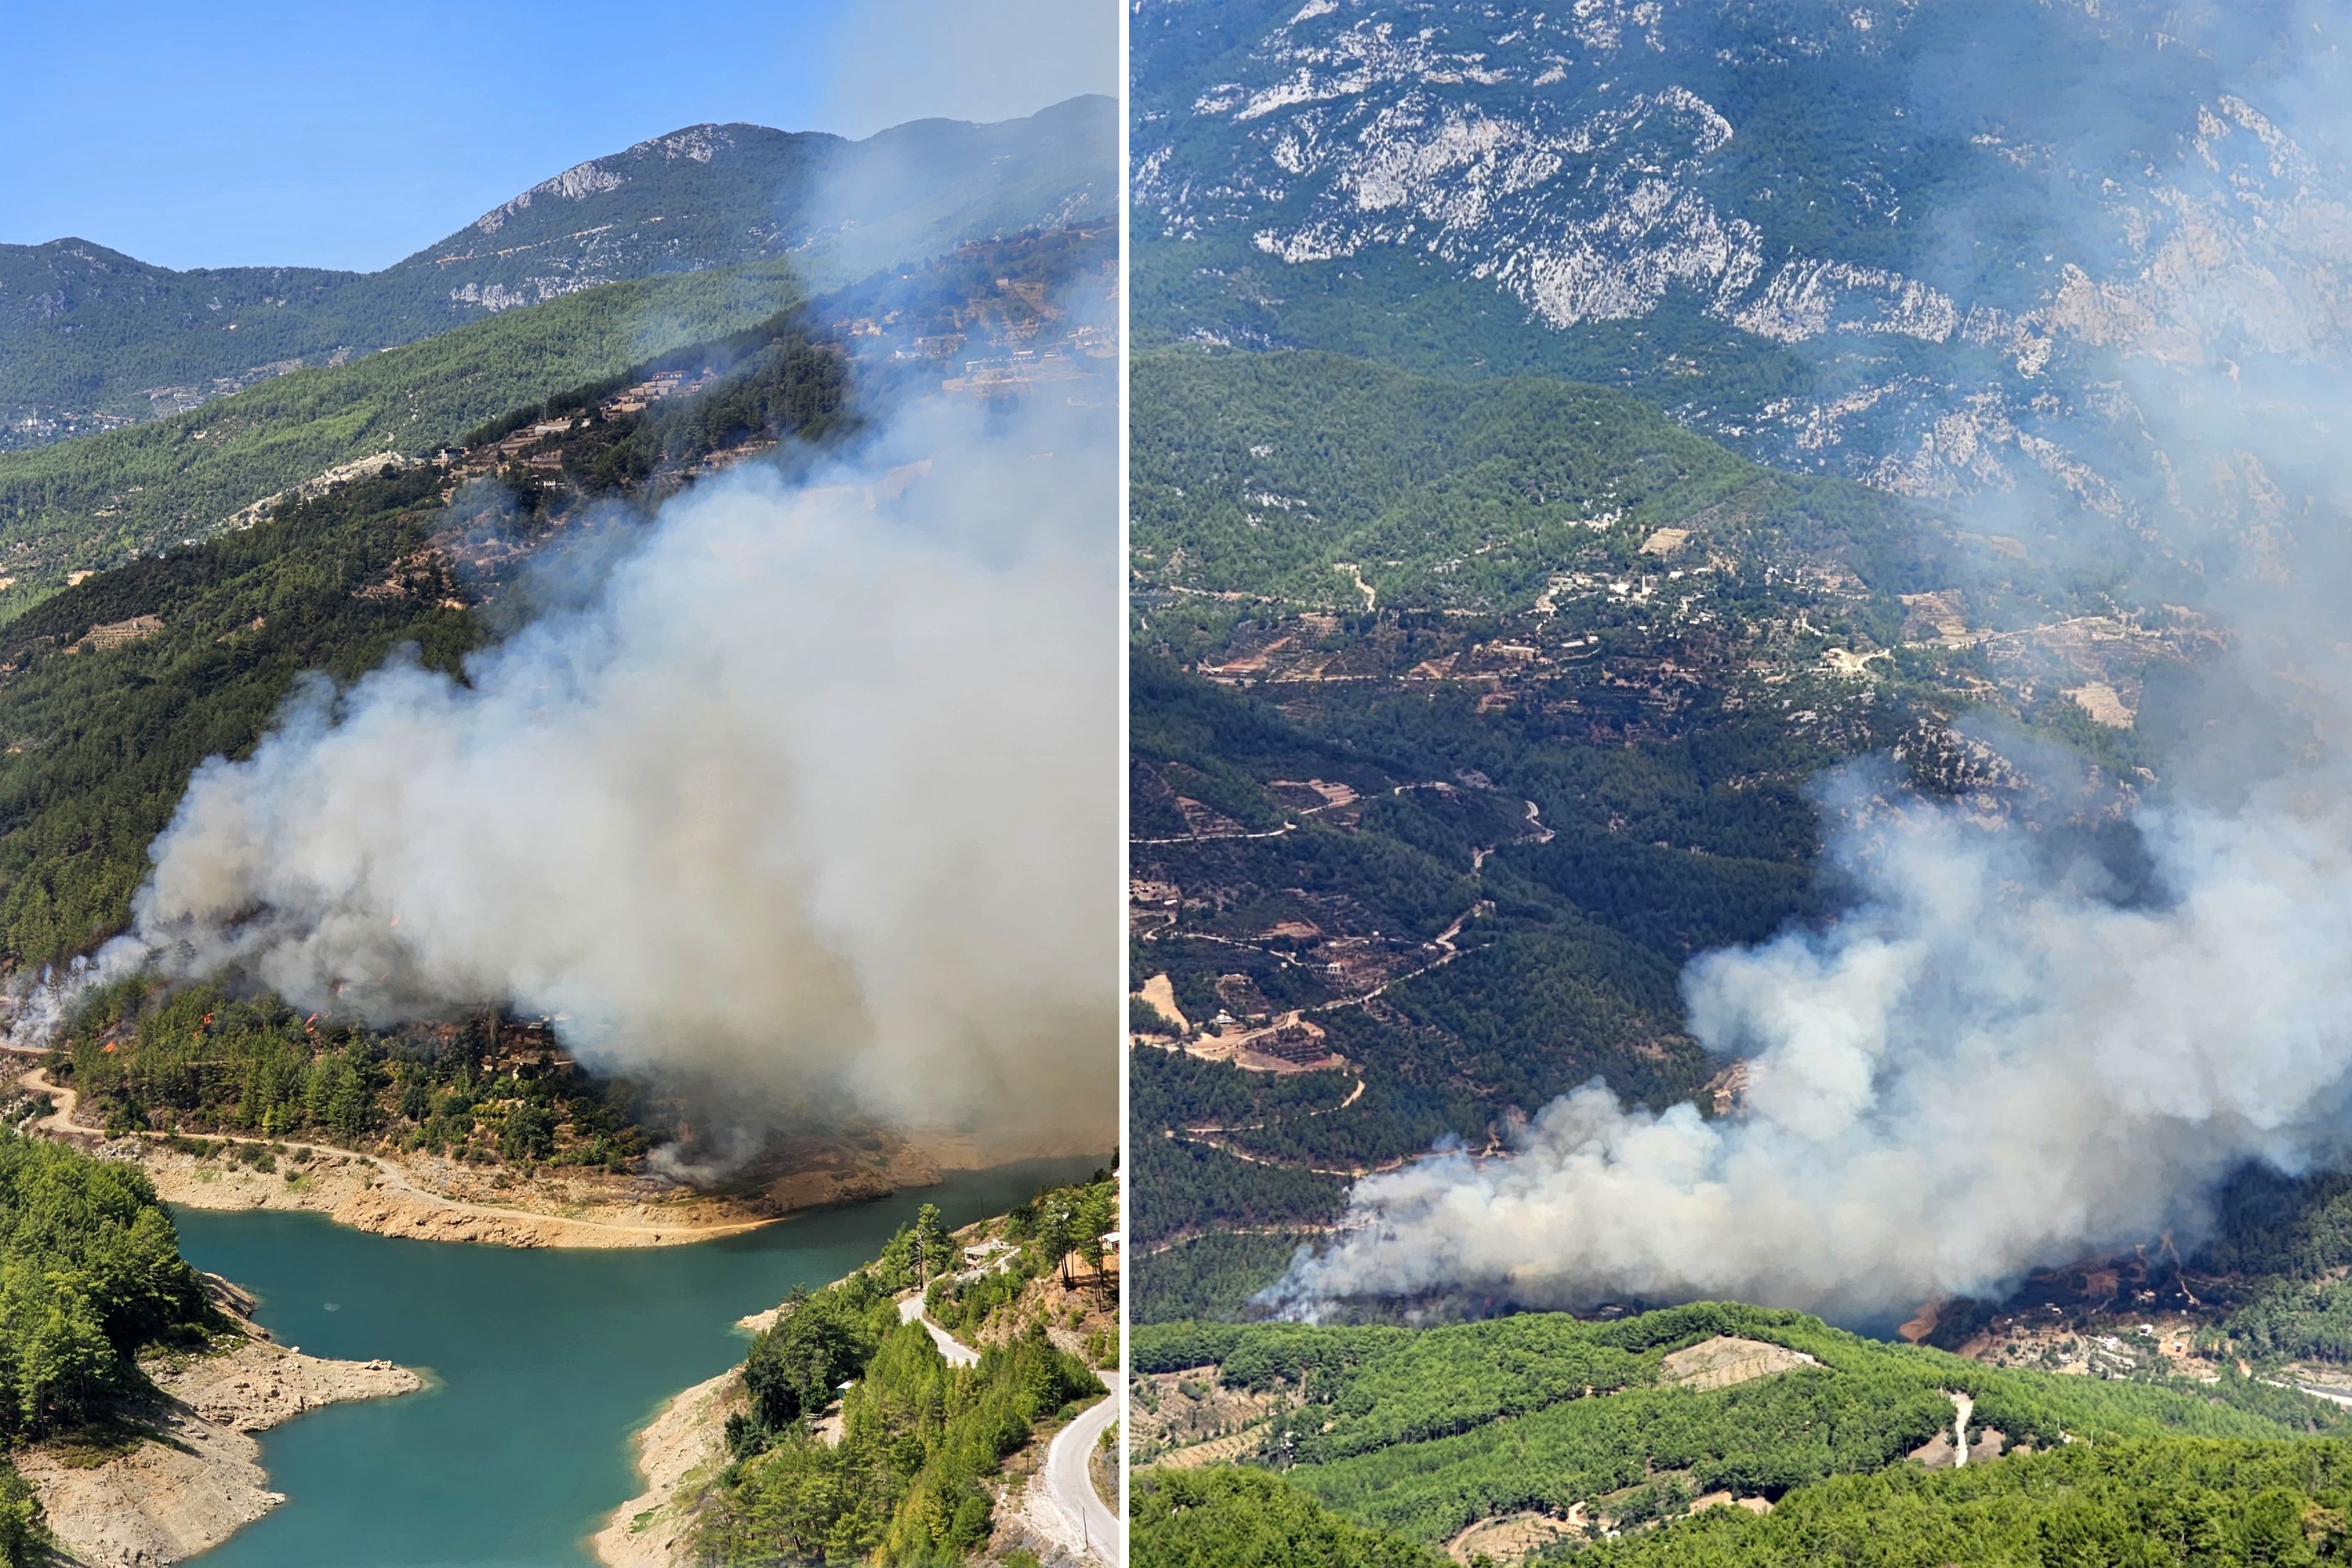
[172,1156,1107,1568]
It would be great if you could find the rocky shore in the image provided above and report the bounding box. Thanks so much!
[20,1277,422,1566]
[590,1367,745,1568]
[20,1060,944,1250]
[129,1140,779,1249]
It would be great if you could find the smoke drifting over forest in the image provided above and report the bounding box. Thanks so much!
[1276,775,2352,1322]
[122,395,1116,1150]
[1273,3,2352,1323]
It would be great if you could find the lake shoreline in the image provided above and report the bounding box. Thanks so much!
[589,1366,742,1568]
[129,1137,809,1249]
[22,1275,421,1567]
[154,1158,1108,1566]
[593,1188,1123,1568]
[18,1058,952,1248]
[20,1057,1109,1254]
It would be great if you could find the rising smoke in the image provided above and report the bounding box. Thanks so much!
[1271,2,2352,1323]
[101,393,1116,1154]
[1272,769,2352,1322]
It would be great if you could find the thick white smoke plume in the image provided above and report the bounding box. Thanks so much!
[114,396,1115,1149]
[1269,0,2352,1326]
[1272,773,2352,1322]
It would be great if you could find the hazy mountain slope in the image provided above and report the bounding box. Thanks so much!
[0,230,1106,967]
[0,95,1113,448]
[1125,348,2021,1321]
[0,265,802,597]
[0,217,1111,603]
[1133,1,2347,549]
[1124,342,2208,1323]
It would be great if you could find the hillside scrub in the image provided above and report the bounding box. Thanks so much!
[699,1178,1112,1565]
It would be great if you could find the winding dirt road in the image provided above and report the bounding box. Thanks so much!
[10,1059,774,1246]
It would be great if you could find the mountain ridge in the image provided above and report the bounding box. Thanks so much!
[0,94,1115,448]
[1131,0,2347,568]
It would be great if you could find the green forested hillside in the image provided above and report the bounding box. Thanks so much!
[0,318,852,972]
[1133,1468,1447,1568]
[2136,1164,2352,1369]
[1124,340,2151,1319]
[1,216,1113,608]
[1134,1306,2352,1558]
[694,1177,1114,1564]
[0,319,903,1214]
[0,301,982,1189]
[1135,1439,2352,1568]
[1131,349,1948,613]
[57,977,659,1167]
[0,1128,217,1438]
[0,459,484,967]
[0,1127,230,1562]
[1128,635,1896,1318]
[0,265,800,599]
[1577,1439,2352,1568]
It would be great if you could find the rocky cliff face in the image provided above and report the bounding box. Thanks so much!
[1136,0,2352,560]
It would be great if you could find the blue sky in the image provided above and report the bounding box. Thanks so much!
[1,0,1117,271]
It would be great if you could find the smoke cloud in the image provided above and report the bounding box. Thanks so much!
[118,394,1116,1152]
[1273,771,2352,1322]
[1271,2,2352,1323]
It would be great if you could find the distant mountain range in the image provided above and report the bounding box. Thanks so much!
[1134,1,2343,563]
[0,94,1114,449]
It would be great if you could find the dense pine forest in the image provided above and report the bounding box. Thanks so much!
[1135,1440,2352,1568]
[1132,1305,2352,1568]
[0,1127,230,1563]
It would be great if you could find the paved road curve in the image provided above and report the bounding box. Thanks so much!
[1046,1374,1121,1566]
[895,1292,980,1367]
[893,1293,1117,1561]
